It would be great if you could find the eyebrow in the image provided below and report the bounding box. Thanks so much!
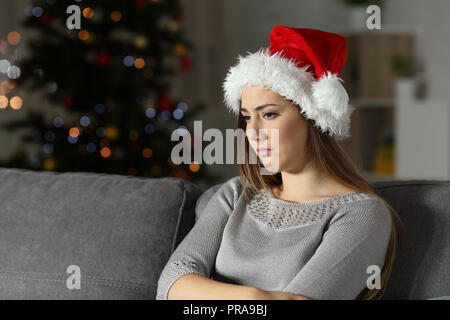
[240,104,280,113]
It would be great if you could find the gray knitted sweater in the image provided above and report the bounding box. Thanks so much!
[156,176,391,300]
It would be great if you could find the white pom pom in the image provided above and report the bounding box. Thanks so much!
[311,71,349,119]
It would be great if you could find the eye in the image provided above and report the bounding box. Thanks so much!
[264,112,277,119]
[242,112,278,122]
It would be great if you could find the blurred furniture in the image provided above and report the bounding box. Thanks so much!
[339,31,416,182]
[0,167,448,299]
[396,99,450,180]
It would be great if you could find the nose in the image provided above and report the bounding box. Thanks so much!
[246,122,269,144]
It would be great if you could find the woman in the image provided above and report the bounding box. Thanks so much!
[156,25,403,300]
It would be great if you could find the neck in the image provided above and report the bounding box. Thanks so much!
[277,158,343,198]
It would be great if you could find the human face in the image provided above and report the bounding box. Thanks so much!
[240,86,309,173]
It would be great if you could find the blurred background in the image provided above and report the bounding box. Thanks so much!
[0,0,449,189]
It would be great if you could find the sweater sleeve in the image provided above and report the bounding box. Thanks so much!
[155,176,241,300]
[282,198,392,300]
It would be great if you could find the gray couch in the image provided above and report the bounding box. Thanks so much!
[0,167,448,299]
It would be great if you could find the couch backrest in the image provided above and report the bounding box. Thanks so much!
[2,166,448,300]
[197,179,450,300]
[371,180,450,299]
[0,167,203,299]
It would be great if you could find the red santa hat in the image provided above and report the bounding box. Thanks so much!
[223,25,355,141]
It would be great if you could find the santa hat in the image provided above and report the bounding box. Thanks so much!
[223,25,355,141]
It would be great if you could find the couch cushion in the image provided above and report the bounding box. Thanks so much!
[0,167,203,299]
[372,180,450,300]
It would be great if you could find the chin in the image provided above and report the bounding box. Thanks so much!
[260,157,283,173]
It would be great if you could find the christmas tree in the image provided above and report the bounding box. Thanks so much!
[0,0,218,185]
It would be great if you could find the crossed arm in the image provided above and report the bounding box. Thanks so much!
[167,274,312,300]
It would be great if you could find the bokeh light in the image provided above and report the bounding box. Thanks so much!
[110,11,122,22]
[69,127,80,138]
[9,96,23,109]
[7,65,21,79]
[142,147,153,158]
[7,31,21,45]
[52,117,64,128]
[134,58,145,69]
[145,107,156,119]
[82,8,94,19]
[100,147,111,158]
[189,161,200,172]
[173,108,184,120]
[123,56,134,67]
[177,101,188,111]
[80,116,91,126]
[0,59,10,73]
[78,30,89,41]
[32,6,43,18]
[145,123,155,134]
[0,96,8,109]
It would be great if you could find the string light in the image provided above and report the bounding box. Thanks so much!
[105,126,119,139]
[32,6,43,18]
[0,96,8,109]
[189,161,200,172]
[7,31,21,45]
[110,11,122,22]
[100,147,111,158]
[9,96,23,109]
[142,147,152,158]
[67,136,78,144]
[82,8,94,19]
[173,108,183,120]
[52,117,64,128]
[145,107,156,119]
[123,56,134,67]
[80,116,91,126]
[0,59,10,73]
[133,36,148,48]
[78,30,89,41]
[177,101,188,111]
[7,65,21,79]
[134,58,145,69]
[69,127,80,138]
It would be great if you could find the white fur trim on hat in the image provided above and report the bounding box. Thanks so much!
[222,48,354,141]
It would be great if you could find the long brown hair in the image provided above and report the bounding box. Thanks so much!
[235,100,404,300]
